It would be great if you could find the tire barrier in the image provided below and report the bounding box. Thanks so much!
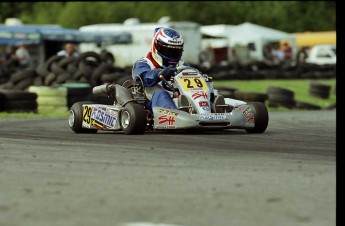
[233,91,268,103]
[55,83,92,108]
[294,101,321,110]
[0,51,128,92]
[0,50,336,113]
[0,69,38,91]
[0,89,37,112]
[309,81,331,99]
[193,62,335,80]
[267,86,295,109]
[28,86,68,113]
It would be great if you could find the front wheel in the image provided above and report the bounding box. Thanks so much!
[69,101,98,133]
[245,102,269,133]
[120,103,147,135]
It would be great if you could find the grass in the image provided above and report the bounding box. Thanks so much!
[0,79,336,118]
[213,78,336,111]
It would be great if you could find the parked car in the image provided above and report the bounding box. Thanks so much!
[305,44,336,65]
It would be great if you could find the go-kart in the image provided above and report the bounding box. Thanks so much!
[68,66,269,134]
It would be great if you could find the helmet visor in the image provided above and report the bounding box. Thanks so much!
[155,40,183,59]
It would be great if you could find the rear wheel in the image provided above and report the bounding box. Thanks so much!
[245,102,269,133]
[120,103,147,135]
[69,101,98,133]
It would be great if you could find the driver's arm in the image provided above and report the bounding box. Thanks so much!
[133,61,161,87]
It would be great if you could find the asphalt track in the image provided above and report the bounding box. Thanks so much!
[0,110,336,226]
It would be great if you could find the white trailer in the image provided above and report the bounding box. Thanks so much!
[79,19,202,68]
[201,22,298,66]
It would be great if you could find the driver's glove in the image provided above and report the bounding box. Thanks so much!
[161,67,177,80]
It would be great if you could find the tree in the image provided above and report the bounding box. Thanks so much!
[4,1,335,32]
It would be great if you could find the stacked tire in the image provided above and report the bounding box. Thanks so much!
[267,86,295,109]
[55,83,93,108]
[28,86,68,113]
[309,81,331,99]
[0,89,37,112]
[0,69,37,91]
[34,51,130,87]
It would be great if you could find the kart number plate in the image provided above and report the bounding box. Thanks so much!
[178,76,209,92]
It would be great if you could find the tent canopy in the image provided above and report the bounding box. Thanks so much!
[0,24,132,45]
[201,22,296,46]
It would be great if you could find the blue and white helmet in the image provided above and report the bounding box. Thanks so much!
[151,27,184,67]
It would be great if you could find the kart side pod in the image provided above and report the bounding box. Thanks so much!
[92,83,135,106]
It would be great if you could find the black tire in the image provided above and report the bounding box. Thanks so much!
[10,69,36,84]
[69,101,98,133]
[120,103,147,135]
[44,55,64,71]
[75,52,102,65]
[56,72,72,84]
[100,51,115,64]
[0,89,37,101]
[2,100,38,112]
[245,102,269,133]
[267,86,294,99]
[13,77,34,90]
[67,63,78,74]
[51,63,66,75]
[91,63,115,84]
[294,101,321,110]
[36,65,50,78]
[309,83,331,99]
[58,57,77,69]
[44,73,57,86]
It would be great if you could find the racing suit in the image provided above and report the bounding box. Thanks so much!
[132,52,188,112]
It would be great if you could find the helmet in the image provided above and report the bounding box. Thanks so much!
[151,27,184,67]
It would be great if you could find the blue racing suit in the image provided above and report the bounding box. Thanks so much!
[132,52,188,112]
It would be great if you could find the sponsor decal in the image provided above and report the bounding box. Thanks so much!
[157,109,179,116]
[158,115,176,125]
[179,76,209,92]
[243,107,253,116]
[182,72,198,76]
[168,40,182,44]
[199,115,227,120]
[190,88,204,91]
[83,105,93,125]
[91,119,103,129]
[91,107,116,128]
[199,101,209,107]
[246,113,254,122]
[192,92,208,100]
[201,107,210,111]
